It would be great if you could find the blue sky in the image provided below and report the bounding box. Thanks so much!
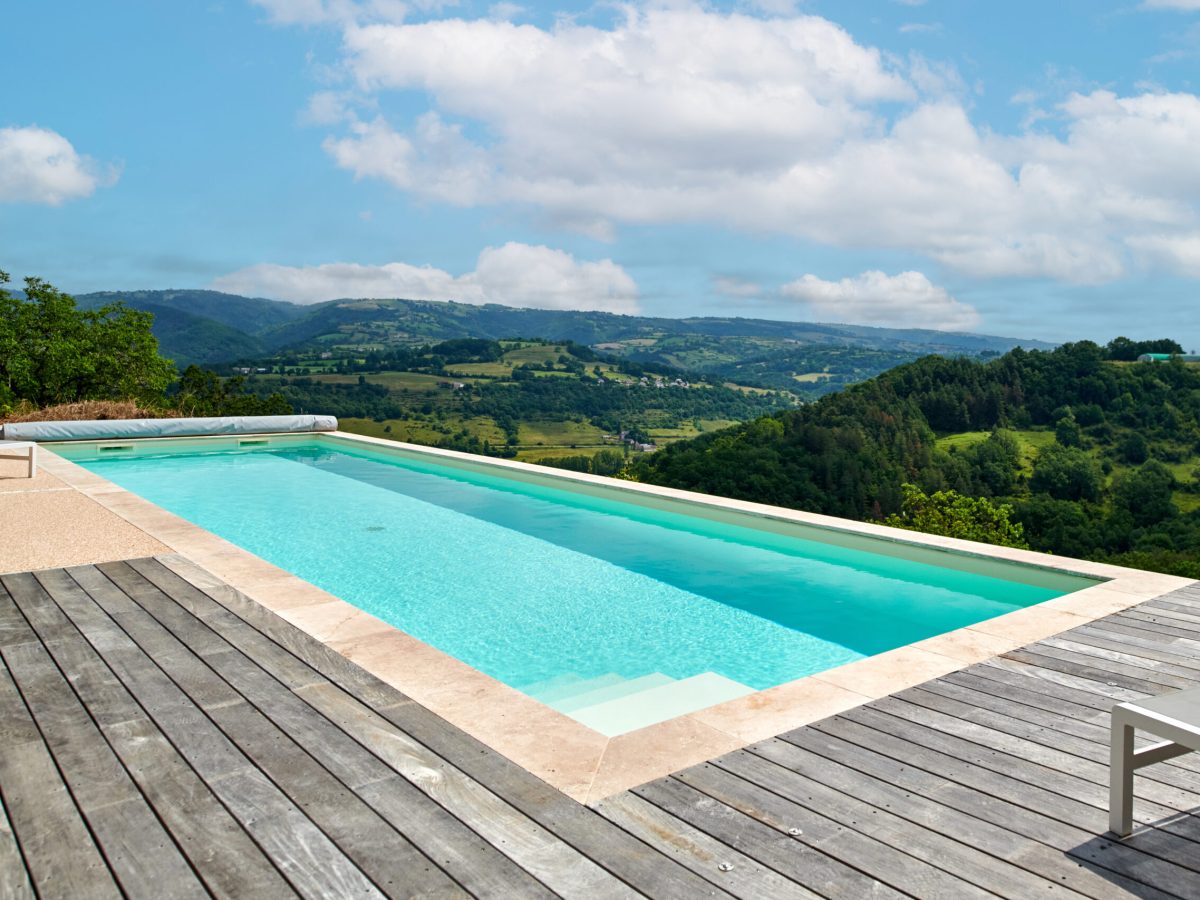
[4,0,1200,346]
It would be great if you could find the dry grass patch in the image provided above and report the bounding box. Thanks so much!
[0,400,179,424]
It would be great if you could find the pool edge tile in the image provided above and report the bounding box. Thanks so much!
[808,645,966,700]
[685,677,873,745]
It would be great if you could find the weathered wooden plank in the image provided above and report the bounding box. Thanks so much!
[947,666,1111,718]
[0,657,35,900]
[47,554,1193,898]
[712,747,1074,898]
[80,565,464,899]
[1,642,206,899]
[154,556,407,708]
[1110,610,1200,642]
[154,558,721,899]
[1126,603,1200,628]
[0,791,34,900]
[206,700,464,898]
[131,595,626,898]
[831,706,1200,868]
[381,699,733,900]
[60,565,387,899]
[751,734,1157,900]
[107,561,604,900]
[300,684,604,900]
[1067,623,1200,670]
[597,791,819,899]
[901,683,1200,801]
[1,575,207,899]
[0,624,120,900]
[1003,647,1184,693]
[29,568,299,899]
[1040,635,1200,682]
[977,655,1146,705]
[867,696,1200,831]
[785,721,1182,899]
[1145,592,1200,614]
[927,672,1142,746]
[637,772,908,898]
[126,560,326,692]
[923,674,1200,776]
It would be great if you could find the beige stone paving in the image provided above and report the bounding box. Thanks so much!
[0,455,65,491]
[14,435,1198,805]
[0,489,169,574]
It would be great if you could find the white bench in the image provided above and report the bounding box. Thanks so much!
[1110,685,1200,836]
[0,440,37,478]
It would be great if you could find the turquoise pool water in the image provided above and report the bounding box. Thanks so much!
[72,440,1092,708]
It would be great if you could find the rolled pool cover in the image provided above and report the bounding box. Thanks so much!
[0,414,338,442]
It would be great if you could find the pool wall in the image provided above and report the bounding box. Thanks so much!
[36,430,1195,804]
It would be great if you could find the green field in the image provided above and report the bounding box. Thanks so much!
[446,362,512,377]
[340,415,506,446]
[515,445,622,462]
[518,420,608,447]
[503,344,568,365]
[648,419,739,443]
[936,429,1057,474]
[261,371,485,392]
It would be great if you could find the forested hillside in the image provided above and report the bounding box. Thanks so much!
[73,289,1052,397]
[635,340,1200,577]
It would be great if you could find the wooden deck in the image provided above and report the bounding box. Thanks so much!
[1,560,1199,898]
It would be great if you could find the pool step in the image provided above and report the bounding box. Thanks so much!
[522,672,624,705]
[548,673,675,714]
[568,672,755,737]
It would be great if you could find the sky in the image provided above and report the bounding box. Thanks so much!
[3,0,1200,346]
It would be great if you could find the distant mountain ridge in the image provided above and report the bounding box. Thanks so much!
[73,289,1055,369]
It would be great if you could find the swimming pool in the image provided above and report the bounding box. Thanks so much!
[59,436,1098,736]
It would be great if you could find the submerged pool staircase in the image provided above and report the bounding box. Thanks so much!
[523,671,754,736]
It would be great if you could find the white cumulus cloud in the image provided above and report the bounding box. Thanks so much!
[781,270,980,331]
[1140,1,1200,10]
[251,0,408,26]
[211,242,640,312]
[1128,232,1200,277]
[286,4,1200,284]
[0,126,114,205]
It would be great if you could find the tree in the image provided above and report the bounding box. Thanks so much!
[1111,460,1177,528]
[1119,431,1150,464]
[966,429,1021,496]
[171,365,292,416]
[591,449,626,476]
[1054,407,1082,447]
[0,271,175,408]
[884,483,1028,549]
[1029,444,1103,502]
[1104,336,1184,361]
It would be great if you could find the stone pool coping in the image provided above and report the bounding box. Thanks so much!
[27,431,1196,805]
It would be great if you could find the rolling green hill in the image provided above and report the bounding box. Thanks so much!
[75,289,306,367]
[258,295,1051,357]
[77,289,307,333]
[72,289,1054,397]
[120,303,266,367]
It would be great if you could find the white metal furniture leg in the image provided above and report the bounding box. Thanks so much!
[0,441,37,478]
[1108,687,1200,837]
[1109,714,1134,837]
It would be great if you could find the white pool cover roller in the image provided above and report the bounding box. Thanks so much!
[1,415,338,442]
